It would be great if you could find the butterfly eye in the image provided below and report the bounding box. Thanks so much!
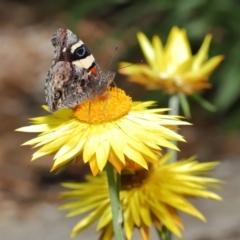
[75,46,86,58]
[54,90,62,100]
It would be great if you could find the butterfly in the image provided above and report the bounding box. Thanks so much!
[45,28,115,112]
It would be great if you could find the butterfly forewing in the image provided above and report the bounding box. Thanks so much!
[45,28,115,112]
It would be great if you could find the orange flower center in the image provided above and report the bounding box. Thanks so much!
[73,87,132,124]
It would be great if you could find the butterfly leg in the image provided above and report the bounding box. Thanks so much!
[101,93,111,118]
[109,80,119,100]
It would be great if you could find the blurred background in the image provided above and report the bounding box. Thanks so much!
[0,0,240,239]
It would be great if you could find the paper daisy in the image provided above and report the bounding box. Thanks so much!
[119,26,224,95]
[16,87,189,175]
[60,154,222,239]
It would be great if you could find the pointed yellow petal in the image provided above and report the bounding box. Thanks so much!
[183,55,224,80]
[149,200,181,237]
[124,144,148,169]
[108,126,125,163]
[89,156,100,176]
[130,190,141,226]
[140,201,152,226]
[197,55,225,76]
[152,35,165,71]
[139,225,150,240]
[165,27,192,68]
[83,131,99,161]
[16,124,49,132]
[193,34,212,70]
[123,208,134,240]
[70,205,106,237]
[96,136,110,171]
[137,32,156,69]
[54,125,89,161]
[97,207,112,230]
[99,224,113,240]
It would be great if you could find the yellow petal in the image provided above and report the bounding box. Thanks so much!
[183,55,224,80]
[16,124,50,133]
[71,205,106,237]
[96,134,110,171]
[52,135,87,166]
[197,55,225,76]
[99,224,113,240]
[89,156,100,176]
[118,62,158,79]
[123,207,134,240]
[124,144,148,169]
[192,34,212,70]
[159,192,206,221]
[108,126,125,163]
[165,27,192,70]
[83,129,99,161]
[137,32,156,69]
[172,58,194,75]
[130,190,141,226]
[152,35,165,71]
[97,207,112,230]
[140,202,152,227]
[139,225,150,240]
[149,199,181,237]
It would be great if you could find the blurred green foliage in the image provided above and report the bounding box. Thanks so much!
[30,0,240,128]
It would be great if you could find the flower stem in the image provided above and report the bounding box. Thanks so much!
[157,226,172,240]
[167,95,179,163]
[164,95,180,240]
[106,162,124,240]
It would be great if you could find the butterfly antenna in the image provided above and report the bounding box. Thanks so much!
[118,60,143,70]
[108,46,118,72]
[108,46,118,98]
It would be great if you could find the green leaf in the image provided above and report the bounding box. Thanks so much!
[192,93,217,112]
[178,92,191,118]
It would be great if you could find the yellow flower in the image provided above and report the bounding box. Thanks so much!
[60,154,222,239]
[16,87,189,176]
[119,26,224,95]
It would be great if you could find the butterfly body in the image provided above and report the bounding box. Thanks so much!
[45,28,115,112]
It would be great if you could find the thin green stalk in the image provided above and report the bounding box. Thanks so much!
[167,95,179,163]
[106,162,124,240]
[157,226,172,240]
[162,95,180,240]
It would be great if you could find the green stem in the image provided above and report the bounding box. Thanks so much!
[167,95,179,163]
[163,95,180,240]
[157,226,172,240]
[106,162,124,240]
